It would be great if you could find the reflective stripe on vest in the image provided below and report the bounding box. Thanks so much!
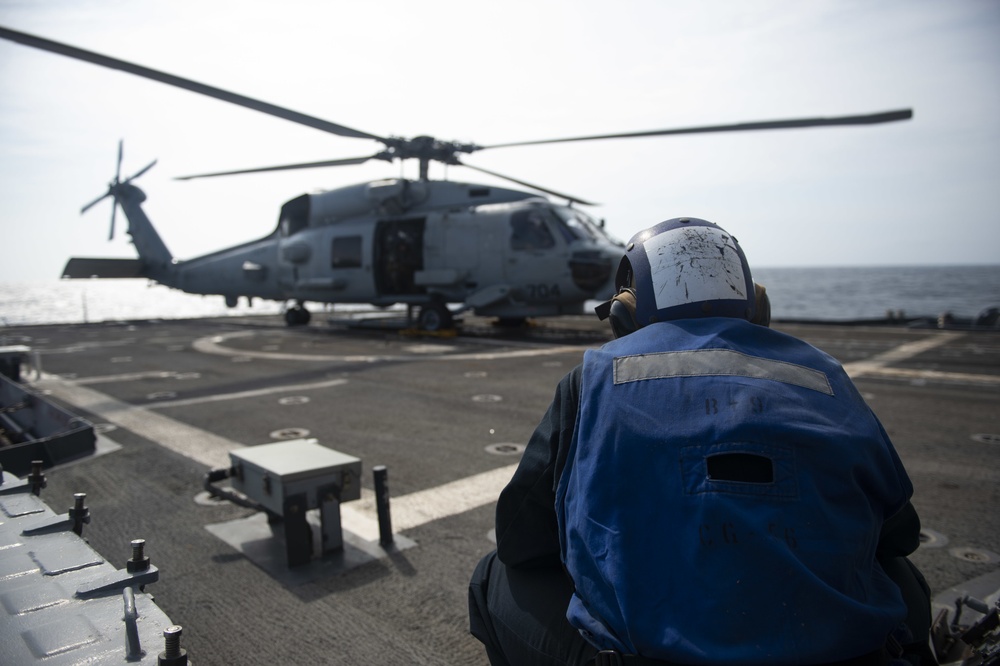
[613,349,834,395]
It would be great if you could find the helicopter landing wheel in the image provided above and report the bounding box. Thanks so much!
[418,302,454,332]
[284,305,311,327]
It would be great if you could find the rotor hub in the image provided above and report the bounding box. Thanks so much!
[382,135,480,166]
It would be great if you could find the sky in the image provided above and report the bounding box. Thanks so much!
[1,0,998,284]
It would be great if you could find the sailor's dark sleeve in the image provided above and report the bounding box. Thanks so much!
[871,414,921,559]
[494,364,582,569]
[877,501,921,558]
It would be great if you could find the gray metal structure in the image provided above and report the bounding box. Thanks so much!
[0,469,182,665]
[229,439,361,567]
[0,365,96,476]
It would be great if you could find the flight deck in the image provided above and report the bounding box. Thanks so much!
[1,314,998,665]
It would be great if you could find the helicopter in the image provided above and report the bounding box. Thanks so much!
[0,25,913,329]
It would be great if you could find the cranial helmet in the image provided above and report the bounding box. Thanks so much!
[596,217,757,337]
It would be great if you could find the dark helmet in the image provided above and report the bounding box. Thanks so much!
[597,217,757,336]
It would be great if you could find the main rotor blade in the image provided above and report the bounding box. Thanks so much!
[127,159,158,182]
[0,25,387,143]
[457,160,597,206]
[174,155,381,181]
[116,139,123,182]
[81,191,110,214]
[480,109,914,150]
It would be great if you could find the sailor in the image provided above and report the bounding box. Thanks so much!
[469,217,929,665]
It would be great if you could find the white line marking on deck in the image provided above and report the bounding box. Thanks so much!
[340,464,518,542]
[31,374,516,540]
[146,378,348,409]
[75,370,178,384]
[193,331,582,363]
[35,373,241,469]
[844,332,963,378]
[857,367,1000,386]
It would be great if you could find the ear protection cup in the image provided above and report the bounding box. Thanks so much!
[608,288,638,339]
[751,283,771,327]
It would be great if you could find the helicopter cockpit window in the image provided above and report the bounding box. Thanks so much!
[551,207,595,242]
[553,206,624,246]
[510,210,556,250]
[332,236,363,268]
[281,216,308,237]
[278,195,310,237]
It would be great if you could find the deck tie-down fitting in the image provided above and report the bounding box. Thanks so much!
[76,537,159,598]
[20,491,90,536]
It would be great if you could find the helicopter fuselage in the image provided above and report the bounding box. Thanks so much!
[66,178,623,327]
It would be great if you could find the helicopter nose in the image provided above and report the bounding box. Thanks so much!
[592,247,624,301]
[593,265,619,301]
[569,250,614,296]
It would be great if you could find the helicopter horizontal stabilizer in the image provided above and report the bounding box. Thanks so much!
[61,257,146,279]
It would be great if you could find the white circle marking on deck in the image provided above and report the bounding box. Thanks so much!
[193,491,226,506]
[192,331,583,363]
[269,427,311,440]
[485,443,525,455]
[918,529,948,549]
[948,547,1000,564]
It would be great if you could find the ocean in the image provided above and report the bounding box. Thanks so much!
[1,265,999,327]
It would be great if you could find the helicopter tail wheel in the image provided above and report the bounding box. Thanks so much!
[418,302,454,332]
[284,305,311,327]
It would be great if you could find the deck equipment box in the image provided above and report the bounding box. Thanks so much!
[229,439,362,566]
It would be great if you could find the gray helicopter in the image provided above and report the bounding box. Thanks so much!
[1,26,913,329]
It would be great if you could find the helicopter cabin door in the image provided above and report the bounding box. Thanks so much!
[374,218,426,296]
[505,208,566,294]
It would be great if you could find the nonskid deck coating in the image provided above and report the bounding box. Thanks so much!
[2,314,998,665]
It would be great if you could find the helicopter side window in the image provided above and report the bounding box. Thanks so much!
[332,236,363,268]
[279,194,310,237]
[510,210,556,250]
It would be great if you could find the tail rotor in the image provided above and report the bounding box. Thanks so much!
[81,140,156,240]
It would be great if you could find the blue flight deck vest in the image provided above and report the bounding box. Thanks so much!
[555,318,911,664]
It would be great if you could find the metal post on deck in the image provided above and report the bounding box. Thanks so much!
[373,465,393,547]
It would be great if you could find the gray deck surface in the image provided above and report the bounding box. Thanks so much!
[2,313,997,664]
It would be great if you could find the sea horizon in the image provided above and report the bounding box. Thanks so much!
[2,264,999,328]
